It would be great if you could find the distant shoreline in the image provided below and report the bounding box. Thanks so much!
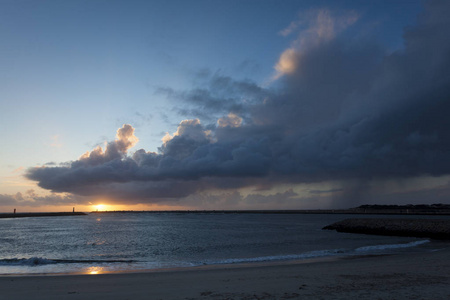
[90,208,450,215]
[0,212,87,219]
[3,204,450,218]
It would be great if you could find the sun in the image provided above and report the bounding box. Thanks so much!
[94,204,106,211]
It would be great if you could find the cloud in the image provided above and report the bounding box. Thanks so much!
[77,124,138,166]
[26,1,450,207]
[245,189,300,206]
[217,113,243,128]
[0,190,89,207]
[274,8,360,79]
[159,118,213,159]
[156,72,271,122]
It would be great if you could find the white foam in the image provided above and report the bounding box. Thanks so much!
[355,240,430,252]
[207,240,431,266]
[210,249,345,265]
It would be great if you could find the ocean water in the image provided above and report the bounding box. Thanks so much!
[0,212,447,275]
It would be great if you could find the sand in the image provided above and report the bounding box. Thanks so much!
[1,248,450,300]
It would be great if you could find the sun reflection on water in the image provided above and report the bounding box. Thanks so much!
[86,266,104,275]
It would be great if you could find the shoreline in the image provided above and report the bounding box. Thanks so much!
[0,254,346,277]
[1,248,449,299]
[2,209,450,219]
[90,209,450,215]
[0,237,436,277]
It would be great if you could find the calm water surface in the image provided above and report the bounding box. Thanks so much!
[0,213,447,274]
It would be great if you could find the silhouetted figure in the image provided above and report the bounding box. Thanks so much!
[14,208,16,214]
[73,207,75,213]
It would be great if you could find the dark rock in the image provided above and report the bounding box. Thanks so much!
[323,218,450,240]
[0,212,87,219]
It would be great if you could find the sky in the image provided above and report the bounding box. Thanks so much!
[1,0,450,212]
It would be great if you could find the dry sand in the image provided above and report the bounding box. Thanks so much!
[1,248,450,300]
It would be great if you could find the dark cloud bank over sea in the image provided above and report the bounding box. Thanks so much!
[27,1,450,208]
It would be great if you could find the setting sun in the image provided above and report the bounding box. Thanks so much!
[94,204,106,211]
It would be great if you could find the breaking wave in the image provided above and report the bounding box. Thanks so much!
[0,257,136,266]
[355,239,430,252]
[208,239,431,265]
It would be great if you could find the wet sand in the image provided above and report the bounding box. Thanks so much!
[1,247,449,300]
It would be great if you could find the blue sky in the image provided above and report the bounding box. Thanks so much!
[4,0,450,211]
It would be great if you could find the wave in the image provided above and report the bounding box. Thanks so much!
[0,240,431,268]
[208,249,346,265]
[0,257,136,266]
[355,239,430,252]
[207,240,431,265]
[0,258,57,266]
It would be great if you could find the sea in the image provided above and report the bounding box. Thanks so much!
[0,212,448,275]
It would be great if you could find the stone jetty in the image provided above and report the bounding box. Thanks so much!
[323,218,450,240]
[0,212,87,219]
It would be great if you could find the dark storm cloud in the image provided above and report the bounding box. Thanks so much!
[254,40,383,131]
[26,0,450,204]
[156,72,271,122]
[245,189,299,205]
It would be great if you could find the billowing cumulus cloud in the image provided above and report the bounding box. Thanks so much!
[77,124,139,166]
[26,1,450,207]
[217,113,243,128]
[274,8,359,79]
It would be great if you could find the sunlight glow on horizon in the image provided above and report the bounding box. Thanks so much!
[93,204,109,211]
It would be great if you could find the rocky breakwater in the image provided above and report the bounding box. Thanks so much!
[0,212,87,219]
[323,218,450,240]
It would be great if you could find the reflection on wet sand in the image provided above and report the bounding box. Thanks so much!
[86,266,104,275]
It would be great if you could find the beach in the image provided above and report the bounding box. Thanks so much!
[1,247,449,300]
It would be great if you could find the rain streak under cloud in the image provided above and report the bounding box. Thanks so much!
[22,0,450,208]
